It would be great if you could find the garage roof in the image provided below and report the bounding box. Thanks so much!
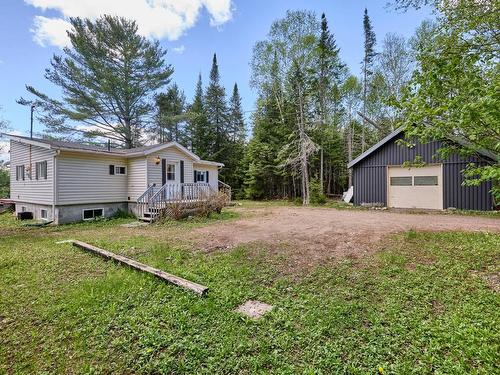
[347,127,498,169]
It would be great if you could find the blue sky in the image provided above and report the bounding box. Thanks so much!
[0,0,433,157]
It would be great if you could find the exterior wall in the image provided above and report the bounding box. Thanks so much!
[14,202,53,222]
[10,140,55,205]
[127,156,147,201]
[56,151,128,204]
[146,147,194,186]
[352,134,494,210]
[56,202,128,224]
[193,163,219,191]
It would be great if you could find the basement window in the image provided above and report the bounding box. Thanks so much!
[40,209,48,220]
[414,176,438,186]
[390,176,412,186]
[82,208,104,221]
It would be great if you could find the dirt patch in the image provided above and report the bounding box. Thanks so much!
[194,206,499,273]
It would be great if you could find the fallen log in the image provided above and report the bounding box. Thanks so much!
[72,240,208,296]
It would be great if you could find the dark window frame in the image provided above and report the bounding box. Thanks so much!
[166,163,176,181]
[16,165,25,181]
[414,176,439,186]
[390,176,413,186]
[82,208,104,221]
[35,161,48,180]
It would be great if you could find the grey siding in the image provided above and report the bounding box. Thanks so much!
[10,140,55,205]
[127,156,147,201]
[147,147,194,186]
[352,134,494,210]
[57,151,128,204]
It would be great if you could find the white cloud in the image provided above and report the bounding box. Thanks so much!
[173,45,186,54]
[31,16,72,48]
[25,0,233,48]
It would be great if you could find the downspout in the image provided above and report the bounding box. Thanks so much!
[52,150,59,223]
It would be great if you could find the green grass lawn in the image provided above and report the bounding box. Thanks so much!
[0,210,499,374]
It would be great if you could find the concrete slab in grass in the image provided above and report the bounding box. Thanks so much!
[236,300,273,319]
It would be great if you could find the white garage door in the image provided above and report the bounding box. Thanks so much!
[388,165,443,209]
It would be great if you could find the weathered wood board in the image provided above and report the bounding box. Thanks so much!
[72,240,208,296]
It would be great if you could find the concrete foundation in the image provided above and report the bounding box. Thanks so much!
[14,201,128,224]
[14,202,53,222]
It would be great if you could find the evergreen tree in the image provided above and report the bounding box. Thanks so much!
[361,8,377,151]
[314,13,347,193]
[21,15,173,148]
[224,84,247,194]
[155,83,187,143]
[187,74,210,158]
[204,54,229,160]
[228,84,246,143]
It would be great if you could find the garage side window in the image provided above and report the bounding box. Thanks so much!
[390,176,412,186]
[414,176,438,186]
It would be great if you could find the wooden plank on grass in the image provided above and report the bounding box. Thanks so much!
[72,240,208,296]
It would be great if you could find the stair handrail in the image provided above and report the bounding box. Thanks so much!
[137,183,157,204]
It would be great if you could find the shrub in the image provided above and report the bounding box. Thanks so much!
[310,178,327,205]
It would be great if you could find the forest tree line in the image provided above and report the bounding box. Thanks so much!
[8,0,499,202]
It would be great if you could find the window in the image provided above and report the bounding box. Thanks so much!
[109,165,126,175]
[16,165,25,181]
[83,208,104,220]
[414,176,438,186]
[390,176,412,186]
[167,164,176,181]
[40,209,48,220]
[115,166,126,175]
[36,161,47,180]
[196,170,205,182]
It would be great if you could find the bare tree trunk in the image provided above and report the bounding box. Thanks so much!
[298,93,310,205]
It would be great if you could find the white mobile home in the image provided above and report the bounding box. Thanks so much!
[7,135,225,224]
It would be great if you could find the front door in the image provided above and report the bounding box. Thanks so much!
[161,160,179,200]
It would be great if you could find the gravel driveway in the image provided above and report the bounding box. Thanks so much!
[195,206,500,271]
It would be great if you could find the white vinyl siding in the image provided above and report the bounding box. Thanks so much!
[147,147,194,186]
[127,157,147,201]
[193,163,219,191]
[57,152,128,204]
[10,140,55,205]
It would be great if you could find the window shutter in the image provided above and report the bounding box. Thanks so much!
[180,160,185,183]
[109,165,115,175]
[193,170,197,183]
[161,159,166,185]
[36,163,39,180]
[206,171,209,184]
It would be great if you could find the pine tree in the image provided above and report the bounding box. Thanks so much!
[361,8,377,152]
[225,83,247,194]
[22,15,173,148]
[228,84,245,143]
[187,74,210,157]
[155,83,186,143]
[204,53,229,160]
[315,13,346,193]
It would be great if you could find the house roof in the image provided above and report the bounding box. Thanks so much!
[347,127,498,169]
[4,134,224,167]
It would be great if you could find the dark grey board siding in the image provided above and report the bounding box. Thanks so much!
[352,133,494,210]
